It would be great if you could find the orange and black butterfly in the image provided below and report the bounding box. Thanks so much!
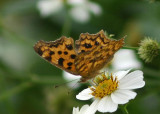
[34,30,124,82]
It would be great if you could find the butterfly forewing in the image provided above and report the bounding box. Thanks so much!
[34,37,79,75]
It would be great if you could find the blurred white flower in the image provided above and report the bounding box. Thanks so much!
[37,0,63,17]
[73,105,95,114]
[76,70,145,113]
[63,71,81,88]
[37,0,102,23]
[69,0,102,23]
[112,49,142,70]
[68,0,86,5]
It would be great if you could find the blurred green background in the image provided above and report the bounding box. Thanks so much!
[0,0,160,114]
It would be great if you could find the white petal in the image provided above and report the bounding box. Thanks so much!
[84,99,100,114]
[63,71,81,80]
[88,2,102,16]
[70,6,90,23]
[111,89,137,104]
[63,71,81,88]
[68,0,86,5]
[80,105,89,114]
[98,96,118,113]
[76,88,94,100]
[73,107,80,114]
[112,49,142,70]
[113,69,130,80]
[119,70,145,90]
[37,0,63,17]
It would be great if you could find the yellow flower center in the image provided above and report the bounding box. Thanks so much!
[91,75,118,98]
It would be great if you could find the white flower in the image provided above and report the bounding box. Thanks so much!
[37,0,102,23]
[112,49,142,70]
[69,0,102,23]
[76,70,145,113]
[37,0,63,17]
[63,71,81,88]
[73,105,96,114]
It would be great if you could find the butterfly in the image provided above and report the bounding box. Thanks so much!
[34,30,125,82]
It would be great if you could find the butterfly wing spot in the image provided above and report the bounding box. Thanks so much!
[81,50,85,53]
[58,51,62,55]
[67,66,72,70]
[49,51,55,55]
[64,51,68,55]
[70,54,76,59]
[84,43,92,48]
[67,62,73,66]
[95,41,99,46]
[66,44,73,50]
[58,58,64,66]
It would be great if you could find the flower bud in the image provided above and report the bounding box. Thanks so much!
[138,37,160,63]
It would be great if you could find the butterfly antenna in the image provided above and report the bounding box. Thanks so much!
[67,81,79,95]
[54,79,79,88]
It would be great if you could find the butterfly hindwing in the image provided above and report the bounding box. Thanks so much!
[75,37,125,82]
[34,36,79,75]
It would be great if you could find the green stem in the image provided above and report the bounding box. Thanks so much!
[0,18,33,46]
[61,2,72,37]
[122,46,138,50]
[61,10,71,36]
[0,82,32,101]
[120,104,129,114]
